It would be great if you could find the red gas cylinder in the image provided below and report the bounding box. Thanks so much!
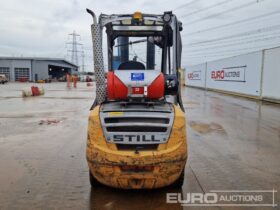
[107,72,128,100]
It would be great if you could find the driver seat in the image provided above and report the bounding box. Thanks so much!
[118,61,145,70]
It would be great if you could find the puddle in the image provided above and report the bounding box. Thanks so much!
[189,121,226,135]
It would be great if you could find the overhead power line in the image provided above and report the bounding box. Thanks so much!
[186,24,280,47]
[183,10,280,36]
[180,0,235,18]
[173,0,200,11]
[183,0,267,25]
[184,34,280,53]
[183,41,280,57]
[187,31,280,48]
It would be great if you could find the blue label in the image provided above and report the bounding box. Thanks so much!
[131,73,144,81]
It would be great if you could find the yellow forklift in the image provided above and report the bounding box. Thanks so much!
[86,9,187,189]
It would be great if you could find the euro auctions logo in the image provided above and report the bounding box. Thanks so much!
[187,71,201,80]
[166,190,277,207]
[211,65,247,82]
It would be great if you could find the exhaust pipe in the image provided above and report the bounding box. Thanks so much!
[87,9,106,104]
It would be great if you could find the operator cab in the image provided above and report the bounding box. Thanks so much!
[104,12,183,72]
[101,11,183,107]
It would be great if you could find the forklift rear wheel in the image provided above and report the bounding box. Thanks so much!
[171,170,185,188]
[89,171,102,187]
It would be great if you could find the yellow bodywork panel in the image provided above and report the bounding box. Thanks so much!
[86,105,187,189]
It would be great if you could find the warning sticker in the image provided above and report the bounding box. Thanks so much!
[131,73,144,81]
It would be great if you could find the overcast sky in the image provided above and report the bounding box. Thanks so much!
[0,0,280,71]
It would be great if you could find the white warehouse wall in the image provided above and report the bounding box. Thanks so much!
[185,63,206,88]
[184,47,280,102]
[206,51,263,97]
[262,47,280,101]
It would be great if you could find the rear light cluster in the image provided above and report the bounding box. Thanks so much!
[132,87,144,94]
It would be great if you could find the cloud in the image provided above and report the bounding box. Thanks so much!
[0,0,280,69]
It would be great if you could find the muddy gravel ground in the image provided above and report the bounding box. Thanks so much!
[0,82,279,210]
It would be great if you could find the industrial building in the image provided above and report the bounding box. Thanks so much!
[0,57,78,82]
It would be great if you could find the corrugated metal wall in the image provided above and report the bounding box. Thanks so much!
[0,59,31,81]
[0,59,78,81]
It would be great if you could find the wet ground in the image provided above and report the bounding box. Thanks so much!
[0,82,279,210]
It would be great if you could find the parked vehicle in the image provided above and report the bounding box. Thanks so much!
[0,74,8,84]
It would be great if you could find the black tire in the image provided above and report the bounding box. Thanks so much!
[170,170,185,188]
[89,171,102,187]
